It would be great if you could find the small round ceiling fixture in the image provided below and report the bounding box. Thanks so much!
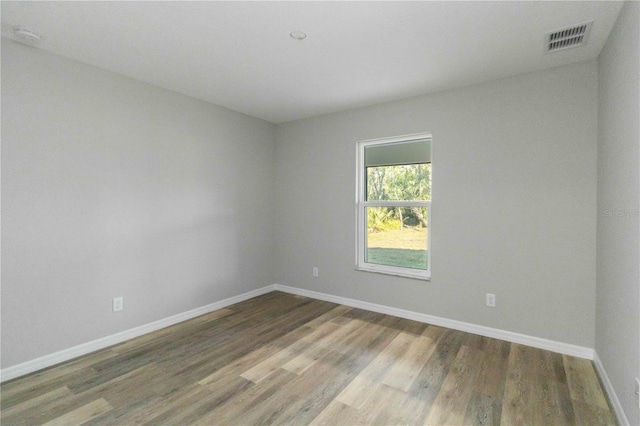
[290,31,307,41]
[13,27,41,44]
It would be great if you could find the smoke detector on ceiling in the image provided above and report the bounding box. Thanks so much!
[290,31,307,41]
[547,22,592,53]
[13,27,41,45]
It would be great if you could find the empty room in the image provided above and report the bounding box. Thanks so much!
[1,1,639,425]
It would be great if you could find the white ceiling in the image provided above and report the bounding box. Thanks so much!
[1,1,623,124]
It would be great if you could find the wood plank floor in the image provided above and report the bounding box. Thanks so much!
[1,291,617,425]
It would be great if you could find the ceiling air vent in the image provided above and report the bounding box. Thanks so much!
[547,22,592,53]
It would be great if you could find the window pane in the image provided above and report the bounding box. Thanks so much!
[366,163,431,201]
[364,139,430,167]
[365,207,428,270]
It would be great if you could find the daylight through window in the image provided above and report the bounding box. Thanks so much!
[356,134,431,280]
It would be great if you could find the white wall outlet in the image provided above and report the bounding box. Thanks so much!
[486,293,496,307]
[312,267,319,278]
[113,296,123,312]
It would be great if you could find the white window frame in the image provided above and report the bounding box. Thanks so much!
[356,133,432,280]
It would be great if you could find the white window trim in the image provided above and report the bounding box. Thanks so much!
[355,133,432,281]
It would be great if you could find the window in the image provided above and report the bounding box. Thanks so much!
[356,133,432,280]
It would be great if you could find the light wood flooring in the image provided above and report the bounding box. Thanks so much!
[1,291,617,425]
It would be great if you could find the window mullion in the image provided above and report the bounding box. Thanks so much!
[363,200,429,208]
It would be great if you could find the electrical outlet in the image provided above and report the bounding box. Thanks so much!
[486,293,496,307]
[312,267,319,278]
[113,296,123,312]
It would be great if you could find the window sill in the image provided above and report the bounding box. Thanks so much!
[355,265,431,281]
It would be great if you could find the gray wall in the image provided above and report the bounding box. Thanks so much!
[596,1,640,424]
[1,41,276,368]
[274,61,598,348]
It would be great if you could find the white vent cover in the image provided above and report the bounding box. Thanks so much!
[547,22,592,53]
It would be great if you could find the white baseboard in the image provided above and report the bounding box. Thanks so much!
[593,351,629,426]
[2,282,595,384]
[0,285,277,383]
[272,283,595,360]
